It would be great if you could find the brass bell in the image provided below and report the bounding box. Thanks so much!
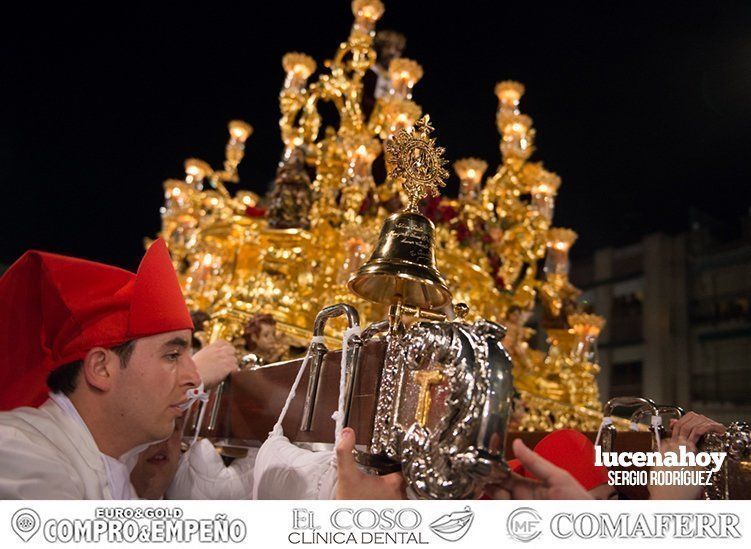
[347,210,452,309]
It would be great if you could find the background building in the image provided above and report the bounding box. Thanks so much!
[571,212,751,423]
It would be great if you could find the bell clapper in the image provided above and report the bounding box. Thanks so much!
[388,297,404,333]
[452,302,469,321]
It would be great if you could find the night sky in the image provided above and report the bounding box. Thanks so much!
[4,1,750,269]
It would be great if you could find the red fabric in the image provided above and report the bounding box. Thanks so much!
[0,239,192,410]
[244,205,266,218]
[515,430,609,490]
[507,458,523,475]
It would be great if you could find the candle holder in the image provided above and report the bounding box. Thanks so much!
[454,157,488,202]
[225,120,253,171]
[500,113,535,161]
[388,58,423,100]
[184,158,212,190]
[544,227,577,278]
[352,0,385,34]
[340,136,381,220]
[377,98,422,138]
[495,80,525,131]
[569,313,606,363]
[529,165,561,222]
[495,80,525,108]
[282,52,317,93]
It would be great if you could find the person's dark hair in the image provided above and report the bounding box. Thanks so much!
[190,310,211,351]
[190,309,210,332]
[47,340,136,396]
[243,313,276,352]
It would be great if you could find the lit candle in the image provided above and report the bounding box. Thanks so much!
[235,190,259,207]
[184,158,212,190]
[380,99,421,138]
[351,0,385,33]
[388,59,423,100]
[569,313,606,362]
[282,52,316,92]
[544,228,577,277]
[346,138,379,178]
[454,158,488,202]
[162,179,192,212]
[228,120,253,143]
[225,120,253,170]
[501,114,535,161]
[503,115,532,138]
[495,80,526,134]
[494,80,525,109]
[529,165,561,222]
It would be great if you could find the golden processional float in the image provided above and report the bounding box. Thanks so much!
[153,0,750,498]
[157,0,604,430]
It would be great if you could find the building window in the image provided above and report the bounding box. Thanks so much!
[610,288,644,343]
[610,361,642,398]
[692,334,751,405]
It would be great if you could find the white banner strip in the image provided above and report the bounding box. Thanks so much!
[1,499,748,548]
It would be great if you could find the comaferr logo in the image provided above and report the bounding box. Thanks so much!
[550,513,741,539]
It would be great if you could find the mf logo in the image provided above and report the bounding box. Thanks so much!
[507,507,542,542]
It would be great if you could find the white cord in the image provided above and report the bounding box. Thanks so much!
[594,416,613,449]
[190,400,208,447]
[651,414,663,453]
[176,383,209,447]
[272,336,325,436]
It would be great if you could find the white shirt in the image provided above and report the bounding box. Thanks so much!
[252,433,337,500]
[0,393,143,499]
[0,393,262,500]
[167,439,257,499]
[48,392,143,499]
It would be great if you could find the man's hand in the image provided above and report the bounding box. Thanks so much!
[487,439,593,500]
[648,436,704,500]
[131,415,185,499]
[335,428,406,500]
[670,411,725,445]
[192,340,238,389]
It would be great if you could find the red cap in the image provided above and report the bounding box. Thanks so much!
[516,430,609,490]
[0,239,192,411]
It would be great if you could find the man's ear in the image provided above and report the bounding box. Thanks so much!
[81,347,118,392]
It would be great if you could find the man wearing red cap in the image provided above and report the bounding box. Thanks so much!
[0,240,202,499]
